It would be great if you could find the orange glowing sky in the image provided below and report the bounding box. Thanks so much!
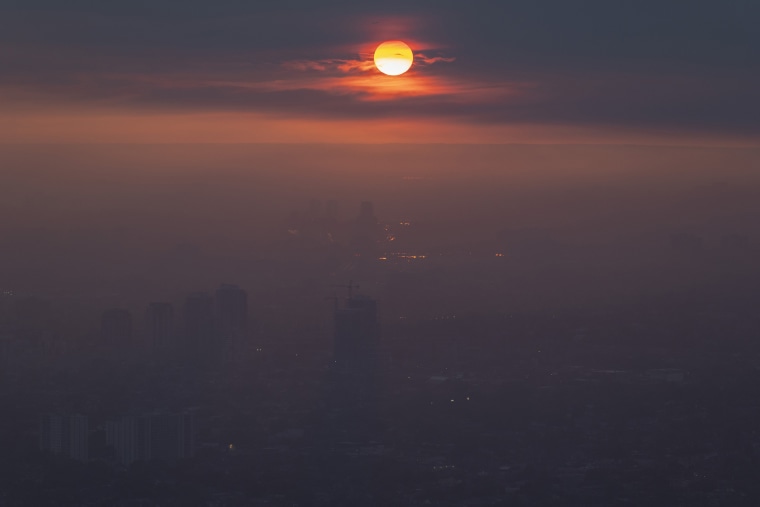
[0,4,758,145]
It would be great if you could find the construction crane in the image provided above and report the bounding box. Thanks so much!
[329,279,360,300]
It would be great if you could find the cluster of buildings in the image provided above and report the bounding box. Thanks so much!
[285,200,393,261]
[100,283,249,363]
[105,412,195,465]
[39,286,383,465]
[39,414,89,462]
[40,412,195,465]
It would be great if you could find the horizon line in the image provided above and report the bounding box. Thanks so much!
[1,142,758,149]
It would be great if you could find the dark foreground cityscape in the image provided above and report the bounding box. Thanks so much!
[2,143,760,506]
[2,0,758,502]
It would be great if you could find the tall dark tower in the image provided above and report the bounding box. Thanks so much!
[0,289,13,329]
[183,292,214,361]
[146,302,174,352]
[215,284,248,346]
[101,308,132,345]
[40,414,89,462]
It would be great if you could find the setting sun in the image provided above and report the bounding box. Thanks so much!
[373,41,414,76]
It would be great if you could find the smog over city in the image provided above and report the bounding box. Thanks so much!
[1,1,760,506]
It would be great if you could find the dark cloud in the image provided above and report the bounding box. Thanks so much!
[1,0,759,136]
[4,64,757,136]
[415,54,456,65]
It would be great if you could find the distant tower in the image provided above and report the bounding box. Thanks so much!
[146,302,174,352]
[215,284,248,346]
[101,308,132,345]
[183,292,214,360]
[106,412,194,465]
[333,294,379,374]
[0,289,14,328]
[40,414,89,462]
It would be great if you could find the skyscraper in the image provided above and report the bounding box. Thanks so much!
[106,412,195,465]
[146,302,174,352]
[0,289,13,329]
[40,414,89,462]
[183,292,214,361]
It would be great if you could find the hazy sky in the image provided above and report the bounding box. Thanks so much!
[2,0,758,144]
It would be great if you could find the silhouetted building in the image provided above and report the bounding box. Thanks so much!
[183,292,215,360]
[101,308,132,344]
[215,284,248,345]
[0,289,13,328]
[106,412,194,466]
[40,414,89,462]
[146,302,174,352]
[105,415,140,465]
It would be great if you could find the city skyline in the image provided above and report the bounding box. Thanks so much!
[2,1,760,505]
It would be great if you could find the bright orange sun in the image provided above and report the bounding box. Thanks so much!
[373,41,414,76]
